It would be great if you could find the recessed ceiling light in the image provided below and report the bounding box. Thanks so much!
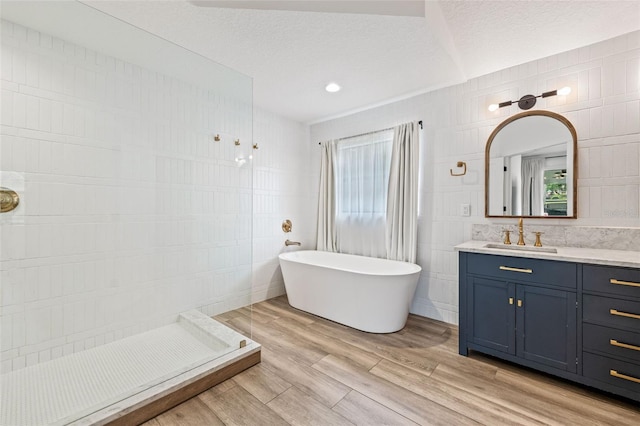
[325,82,341,93]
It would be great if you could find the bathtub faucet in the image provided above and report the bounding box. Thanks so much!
[285,239,301,246]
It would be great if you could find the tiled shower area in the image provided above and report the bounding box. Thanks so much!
[2,311,258,425]
[0,2,262,423]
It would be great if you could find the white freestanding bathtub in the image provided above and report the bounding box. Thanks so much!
[278,250,421,333]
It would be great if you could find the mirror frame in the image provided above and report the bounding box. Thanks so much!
[485,110,578,219]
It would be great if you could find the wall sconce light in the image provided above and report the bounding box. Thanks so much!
[488,87,571,112]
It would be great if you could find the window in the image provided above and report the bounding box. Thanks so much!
[334,130,393,257]
[544,168,567,216]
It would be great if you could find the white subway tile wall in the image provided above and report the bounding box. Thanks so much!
[311,31,640,325]
[0,21,312,373]
[251,109,314,303]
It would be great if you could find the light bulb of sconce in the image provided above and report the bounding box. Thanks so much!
[488,103,499,112]
[557,86,571,96]
[325,82,341,93]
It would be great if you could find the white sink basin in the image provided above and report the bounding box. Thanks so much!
[483,243,558,254]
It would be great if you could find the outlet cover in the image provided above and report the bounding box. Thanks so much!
[461,203,470,217]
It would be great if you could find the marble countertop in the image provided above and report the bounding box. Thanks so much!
[455,240,640,269]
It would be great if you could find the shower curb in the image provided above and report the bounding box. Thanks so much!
[102,349,261,426]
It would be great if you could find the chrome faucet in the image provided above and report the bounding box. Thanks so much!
[285,239,301,246]
[517,218,525,246]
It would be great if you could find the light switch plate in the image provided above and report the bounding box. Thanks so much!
[461,203,470,217]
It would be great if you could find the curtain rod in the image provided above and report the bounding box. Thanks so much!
[318,120,422,145]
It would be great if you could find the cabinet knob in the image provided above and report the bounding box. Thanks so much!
[509,297,514,305]
[517,299,523,307]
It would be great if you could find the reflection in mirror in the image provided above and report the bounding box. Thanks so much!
[485,110,577,218]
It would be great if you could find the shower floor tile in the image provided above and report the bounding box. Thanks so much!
[1,313,244,426]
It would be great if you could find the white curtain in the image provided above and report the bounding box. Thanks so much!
[335,131,393,257]
[386,122,419,263]
[521,157,545,216]
[316,140,337,252]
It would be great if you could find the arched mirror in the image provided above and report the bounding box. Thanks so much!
[485,110,577,218]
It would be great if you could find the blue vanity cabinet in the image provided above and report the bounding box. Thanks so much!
[581,264,640,401]
[460,252,578,375]
[459,250,640,403]
[466,276,516,355]
[516,284,577,372]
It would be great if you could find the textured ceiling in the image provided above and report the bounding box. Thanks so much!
[7,1,640,123]
[439,1,640,79]
[188,1,427,17]
[81,0,460,123]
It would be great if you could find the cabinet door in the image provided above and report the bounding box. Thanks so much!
[468,276,516,355]
[516,285,577,372]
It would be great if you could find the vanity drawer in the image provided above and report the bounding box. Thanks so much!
[583,352,640,395]
[583,265,640,299]
[583,323,640,363]
[583,294,640,331]
[466,253,576,288]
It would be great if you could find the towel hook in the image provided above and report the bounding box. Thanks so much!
[450,161,467,177]
[0,187,19,213]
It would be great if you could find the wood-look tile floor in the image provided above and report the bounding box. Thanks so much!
[144,296,640,425]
